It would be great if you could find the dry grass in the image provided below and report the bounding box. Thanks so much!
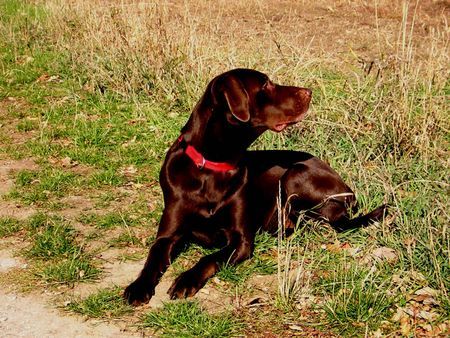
[36,0,448,156]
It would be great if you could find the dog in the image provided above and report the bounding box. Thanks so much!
[124,68,386,305]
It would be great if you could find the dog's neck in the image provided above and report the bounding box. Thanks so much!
[180,98,265,164]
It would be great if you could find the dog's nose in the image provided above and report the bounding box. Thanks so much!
[297,88,312,99]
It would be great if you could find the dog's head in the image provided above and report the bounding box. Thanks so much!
[211,69,311,132]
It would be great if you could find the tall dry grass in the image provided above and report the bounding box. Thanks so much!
[34,1,448,160]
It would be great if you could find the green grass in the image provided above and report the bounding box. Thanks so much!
[67,287,133,318]
[77,211,140,229]
[141,301,242,338]
[18,214,102,285]
[0,217,22,236]
[9,168,80,204]
[26,220,77,259]
[36,253,100,285]
[320,263,395,335]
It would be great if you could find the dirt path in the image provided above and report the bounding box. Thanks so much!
[0,290,138,338]
[0,246,140,338]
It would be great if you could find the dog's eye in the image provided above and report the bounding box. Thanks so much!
[262,81,275,92]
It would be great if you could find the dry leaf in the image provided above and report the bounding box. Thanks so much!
[417,310,439,321]
[371,247,397,262]
[122,136,137,148]
[288,325,303,331]
[400,315,411,336]
[413,287,439,305]
[120,165,137,176]
[371,328,383,338]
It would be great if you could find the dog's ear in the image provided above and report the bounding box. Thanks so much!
[222,75,250,122]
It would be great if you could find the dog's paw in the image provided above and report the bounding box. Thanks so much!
[167,271,204,300]
[123,278,155,306]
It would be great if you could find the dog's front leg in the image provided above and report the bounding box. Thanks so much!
[124,207,185,305]
[168,201,254,299]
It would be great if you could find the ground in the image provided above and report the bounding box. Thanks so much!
[0,0,448,337]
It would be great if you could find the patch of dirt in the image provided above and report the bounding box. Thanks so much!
[0,248,139,337]
[0,159,38,196]
[0,159,38,219]
[0,290,138,338]
[58,195,96,218]
[0,249,27,273]
[162,0,448,63]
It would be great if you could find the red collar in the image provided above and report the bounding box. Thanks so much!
[177,135,236,172]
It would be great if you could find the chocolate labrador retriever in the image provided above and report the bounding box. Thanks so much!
[124,68,386,305]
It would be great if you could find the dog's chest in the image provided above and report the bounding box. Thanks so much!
[189,175,234,217]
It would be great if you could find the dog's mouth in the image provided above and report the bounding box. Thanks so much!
[272,114,306,132]
[273,123,289,132]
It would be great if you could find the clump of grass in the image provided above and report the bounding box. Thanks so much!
[67,287,133,318]
[320,262,395,335]
[16,119,37,132]
[108,231,141,248]
[36,253,100,285]
[275,195,313,311]
[142,301,242,338]
[24,214,101,285]
[26,220,77,259]
[27,212,51,230]
[89,168,124,187]
[10,168,80,204]
[0,217,22,237]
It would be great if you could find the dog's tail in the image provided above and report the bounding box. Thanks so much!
[332,204,388,232]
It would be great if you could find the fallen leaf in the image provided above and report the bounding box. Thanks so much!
[122,136,137,148]
[417,310,438,321]
[288,325,303,331]
[371,247,397,262]
[400,315,411,336]
[120,165,137,176]
[412,287,439,305]
[36,74,50,82]
[61,156,78,168]
[371,328,383,338]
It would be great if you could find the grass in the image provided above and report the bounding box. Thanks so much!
[67,287,133,318]
[13,213,102,285]
[320,263,395,335]
[0,217,22,237]
[26,220,77,259]
[8,168,80,205]
[36,253,100,285]
[141,301,242,338]
[0,0,448,336]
